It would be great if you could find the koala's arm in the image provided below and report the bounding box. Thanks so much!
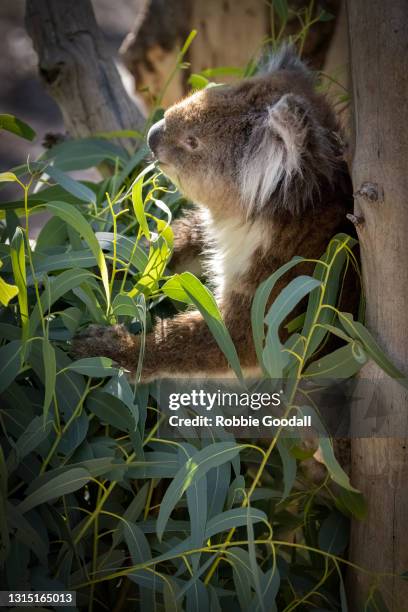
[170,208,206,274]
[72,294,255,381]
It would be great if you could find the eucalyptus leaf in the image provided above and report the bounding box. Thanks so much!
[124,521,152,564]
[41,338,56,422]
[318,510,349,554]
[45,166,96,204]
[6,415,53,474]
[179,272,242,380]
[87,389,134,432]
[43,202,110,308]
[157,442,244,540]
[64,356,117,377]
[0,340,22,393]
[318,437,358,492]
[0,114,36,141]
[18,467,91,514]
[10,228,28,343]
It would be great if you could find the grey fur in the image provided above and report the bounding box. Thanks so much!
[260,42,314,84]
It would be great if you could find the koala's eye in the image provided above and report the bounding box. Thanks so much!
[184,135,200,151]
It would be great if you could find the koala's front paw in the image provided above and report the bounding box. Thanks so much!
[72,323,139,373]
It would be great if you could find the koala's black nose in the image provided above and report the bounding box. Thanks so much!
[147,118,165,154]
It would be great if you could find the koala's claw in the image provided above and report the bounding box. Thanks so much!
[75,323,109,339]
[71,323,139,372]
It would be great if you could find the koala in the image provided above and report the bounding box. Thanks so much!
[73,45,353,382]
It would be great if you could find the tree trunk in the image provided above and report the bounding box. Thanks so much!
[346,1,408,609]
[25,0,145,149]
[120,0,340,109]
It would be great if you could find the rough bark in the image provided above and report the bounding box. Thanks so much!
[25,0,145,147]
[346,1,408,609]
[323,1,349,135]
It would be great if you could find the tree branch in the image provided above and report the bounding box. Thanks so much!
[25,0,146,148]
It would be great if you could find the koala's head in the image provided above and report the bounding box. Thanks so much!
[147,45,344,219]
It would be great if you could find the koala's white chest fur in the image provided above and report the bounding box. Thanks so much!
[201,209,267,298]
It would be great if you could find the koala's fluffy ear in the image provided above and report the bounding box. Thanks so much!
[260,43,313,83]
[240,93,335,215]
[240,93,309,213]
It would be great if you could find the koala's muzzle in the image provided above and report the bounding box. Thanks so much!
[147,118,165,155]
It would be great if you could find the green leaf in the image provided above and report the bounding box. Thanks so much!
[104,370,139,428]
[29,268,95,333]
[35,216,68,250]
[162,276,191,304]
[43,202,110,308]
[0,340,22,394]
[188,74,210,90]
[180,29,197,55]
[183,444,207,571]
[0,446,9,562]
[65,356,117,377]
[229,547,253,610]
[60,307,82,334]
[205,507,267,539]
[318,438,358,492]
[0,260,19,305]
[303,341,367,379]
[124,521,151,564]
[318,510,349,554]
[25,457,116,496]
[6,415,53,474]
[96,232,148,272]
[112,482,149,548]
[254,567,280,612]
[277,439,297,500]
[273,0,289,23]
[338,312,408,384]
[201,66,244,78]
[207,462,230,519]
[73,284,106,325]
[0,114,36,141]
[157,442,244,540]
[179,272,243,380]
[336,489,367,521]
[246,502,265,612]
[126,453,179,479]
[318,9,335,21]
[134,235,172,295]
[44,166,96,204]
[2,184,94,214]
[95,129,143,139]
[0,171,20,183]
[10,228,28,343]
[186,578,209,612]
[59,412,89,455]
[30,250,96,280]
[251,257,304,367]
[164,578,182,612]
[263,276,321,377]
[7,504,49,565]
[302,234,357,359]
[111,293,141,318]
[339,574,348,612]
[0,446,7,500]
[131,165,154,239]
[0,171,21,183]
[42,137,128,171]
[42,338,56,422]
[87,389,135,432]
[18,467,91,514]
